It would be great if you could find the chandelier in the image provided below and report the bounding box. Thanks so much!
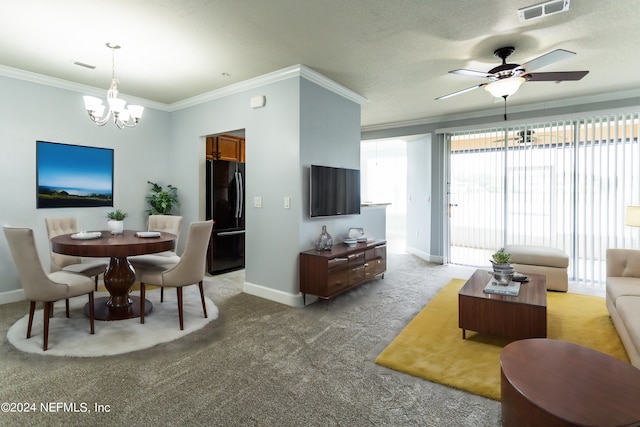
[83,43,144,129]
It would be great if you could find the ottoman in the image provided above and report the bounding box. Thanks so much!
[504,244,569,292]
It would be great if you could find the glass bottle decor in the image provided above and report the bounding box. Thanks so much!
[314,225,333,251]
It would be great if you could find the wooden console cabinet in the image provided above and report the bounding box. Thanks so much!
[300,239,386,304]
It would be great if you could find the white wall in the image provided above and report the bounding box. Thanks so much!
[0,75,171,298]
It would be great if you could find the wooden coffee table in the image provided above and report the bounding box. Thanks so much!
[501,339,640,426]
[458,269,546,340]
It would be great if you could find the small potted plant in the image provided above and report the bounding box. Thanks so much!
[106,209,127,234]
[491,248,512,265]
[146,181,179,215]
[490,248,514,284]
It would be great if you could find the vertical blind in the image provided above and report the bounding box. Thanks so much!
[448,112,639,288]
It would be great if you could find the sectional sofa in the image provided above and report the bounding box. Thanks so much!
[606,248,640,368]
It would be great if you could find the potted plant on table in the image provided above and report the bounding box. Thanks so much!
[490,248,514,284]
[106,209,127,235]
[146,181,179,215]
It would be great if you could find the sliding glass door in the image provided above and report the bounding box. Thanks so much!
[447,113,639,288]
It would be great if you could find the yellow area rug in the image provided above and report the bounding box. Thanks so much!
[375,279,629,401]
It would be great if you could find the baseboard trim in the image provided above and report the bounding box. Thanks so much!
[243,281,304,307]
[0,289,25,305]
[406,247,443,264]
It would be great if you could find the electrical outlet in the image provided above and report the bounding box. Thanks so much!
[254,196,262,208]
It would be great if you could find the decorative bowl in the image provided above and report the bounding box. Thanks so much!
[343,239,357,247]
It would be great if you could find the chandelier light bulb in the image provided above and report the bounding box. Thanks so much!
[83,43,144,129]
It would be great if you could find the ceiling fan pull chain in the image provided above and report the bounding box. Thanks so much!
[503,96,508,120]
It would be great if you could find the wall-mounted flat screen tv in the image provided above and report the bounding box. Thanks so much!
[310,164,361,217]
[36,140,114,208]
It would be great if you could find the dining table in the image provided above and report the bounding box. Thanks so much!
[50,230,176,321]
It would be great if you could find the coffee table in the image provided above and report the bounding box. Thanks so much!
[501,339,640,426]
[458,269,546,340]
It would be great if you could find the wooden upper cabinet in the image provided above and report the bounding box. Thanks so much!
[206,135,245,162]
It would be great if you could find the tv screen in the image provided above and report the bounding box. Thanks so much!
[310,165,361,217]
[36,140,114,208]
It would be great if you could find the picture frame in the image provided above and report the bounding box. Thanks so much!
[36,140,114,208]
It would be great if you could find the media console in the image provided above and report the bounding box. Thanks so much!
[299,239,386,305]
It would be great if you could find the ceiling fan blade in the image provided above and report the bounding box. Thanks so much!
[521,49,576,71]
[524,71,589,81]
[449,69,495,79]
[435,83,486,100]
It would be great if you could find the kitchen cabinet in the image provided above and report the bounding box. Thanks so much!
[206,135,245,162]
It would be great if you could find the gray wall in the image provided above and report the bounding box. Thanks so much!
[406,134,432,259]
[0,75,171,300]
[0,69,365,308]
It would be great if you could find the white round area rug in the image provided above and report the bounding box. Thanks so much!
[7,286,218,357]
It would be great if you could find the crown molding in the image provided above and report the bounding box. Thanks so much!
[0,64,169,111]
[0,64,367,113]
[168,64,368,111]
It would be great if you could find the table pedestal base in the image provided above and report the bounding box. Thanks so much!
[85,296,153,321]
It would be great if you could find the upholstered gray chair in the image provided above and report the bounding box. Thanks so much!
[44,217,108,291]
[129,215,182,301]
[3,226,95,351]
[137,220,213,330]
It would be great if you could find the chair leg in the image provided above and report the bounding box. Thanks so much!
[88,292,95,334]
[94,275,99,291]
[140,283,146,324]
[199,281,208,318]
[43,301,51,351]
[27,301,35,339]
[177,287,184,330]
[160,287,164,303]
[65,299,70,318]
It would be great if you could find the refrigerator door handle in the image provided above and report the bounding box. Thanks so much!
[234,171,240,219]
[217,230,246,237]
[237,171,244,219]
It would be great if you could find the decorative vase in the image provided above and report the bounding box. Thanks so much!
[107,220,124,235]
[489,260,514,285]
[314,225,333,251]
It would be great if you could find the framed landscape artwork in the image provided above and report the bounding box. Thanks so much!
[36,140,114,208]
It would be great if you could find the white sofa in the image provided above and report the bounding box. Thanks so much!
[606,248,640,368]
[504,244,569,292]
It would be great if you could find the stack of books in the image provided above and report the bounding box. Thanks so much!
[483,279,521,296]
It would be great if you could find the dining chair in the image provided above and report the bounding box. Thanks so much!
[129,215,182,301]
[44,217,108,291]
[3,226,95,351]
[137,220,213,330]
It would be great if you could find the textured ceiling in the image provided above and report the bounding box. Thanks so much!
[1,0,639,127]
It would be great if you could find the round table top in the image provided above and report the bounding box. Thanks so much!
[501,338,640,426]
[51,230,176,258]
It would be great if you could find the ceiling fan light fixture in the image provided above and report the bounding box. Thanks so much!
[485,77,525,98]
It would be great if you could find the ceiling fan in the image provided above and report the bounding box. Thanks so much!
[435,46,589,118]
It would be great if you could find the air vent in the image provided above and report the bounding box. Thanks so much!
[518,0,570,21]
[72,60,96,70]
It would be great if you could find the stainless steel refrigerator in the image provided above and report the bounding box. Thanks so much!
[206,159,245,274]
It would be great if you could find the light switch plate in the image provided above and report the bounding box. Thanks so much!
[284,197,290,209]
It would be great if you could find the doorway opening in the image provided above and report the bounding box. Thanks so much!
[361,139,407,253]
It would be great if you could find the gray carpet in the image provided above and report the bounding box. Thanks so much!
[0,253,501,426]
